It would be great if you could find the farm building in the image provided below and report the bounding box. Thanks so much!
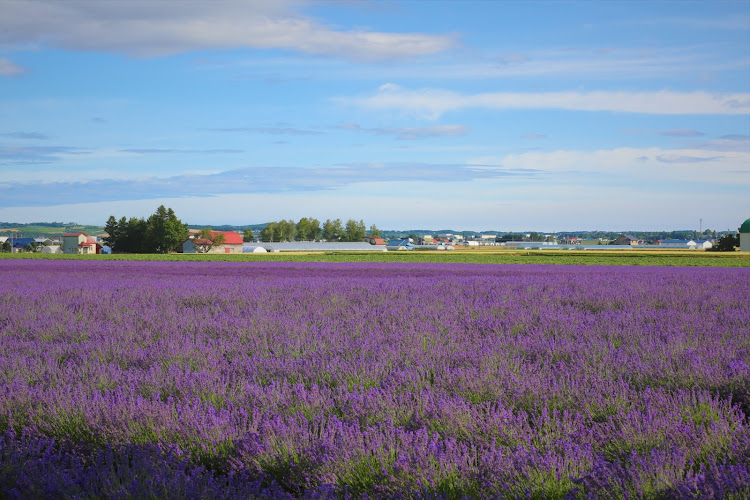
[41,245,63,254]
[611,235,639,246]
[242,245,268,253]
[61,233,101,254]
[741,218,750,252]
[364,236,386,246]
[660,239,712,249]
[182,231,244,254]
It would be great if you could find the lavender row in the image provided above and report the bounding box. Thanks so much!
[1,260,749,497]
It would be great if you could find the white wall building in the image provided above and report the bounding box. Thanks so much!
[740,218,750,252]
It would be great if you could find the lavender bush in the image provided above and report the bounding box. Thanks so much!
[1,260,748,498]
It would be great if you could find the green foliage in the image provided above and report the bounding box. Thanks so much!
[104,206,187,253]
[321,218,342,241]
[243,228,254,242]
[295,217,321,241]
[344,219,366,242]
[709,233,739,252]
[1,240,10,253]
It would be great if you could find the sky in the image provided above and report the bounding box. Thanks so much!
[1,0,749,232]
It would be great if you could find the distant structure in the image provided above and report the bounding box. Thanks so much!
[61,232,101,254]
[611,234,639,246]
[740,218,750,252]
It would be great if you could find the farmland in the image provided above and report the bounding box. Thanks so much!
[2,248,750,267]
[1,260,749,498]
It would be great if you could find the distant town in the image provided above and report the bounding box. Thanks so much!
[2,217,748,254]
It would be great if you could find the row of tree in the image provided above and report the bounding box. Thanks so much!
[258,218,379,243]
[103,206,188,254]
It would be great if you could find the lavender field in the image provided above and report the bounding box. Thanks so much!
[1,260,749,498]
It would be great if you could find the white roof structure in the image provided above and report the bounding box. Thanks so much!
[242,245,268,253]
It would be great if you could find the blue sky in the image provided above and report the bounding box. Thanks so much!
[1,0,748,231]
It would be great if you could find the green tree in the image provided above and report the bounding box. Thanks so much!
[121,217,148,253]
[709,233,738,252]
[368,224,380,237]
[322,219,343,241]
[243,228,254,242]
[193,228,225,253]
[279,219,296,241]
[145,205,188,253]
[296,218,312,241]
[103,215,120,251]
[1,240,10,253]
[260,222,278,242]
[344,219,366,242]
[308,218,321,240]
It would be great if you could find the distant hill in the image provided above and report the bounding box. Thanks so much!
[0,222,106,238]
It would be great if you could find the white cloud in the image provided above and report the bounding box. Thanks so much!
[0,57,26,76]
[0,0,455,60]
[339,84,750,118]
[470,147,750,188]
[341,123,468,140]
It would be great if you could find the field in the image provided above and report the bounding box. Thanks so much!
[2,247,750,267]
[1,259,749,498]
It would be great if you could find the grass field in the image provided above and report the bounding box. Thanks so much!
[2,247,749,267]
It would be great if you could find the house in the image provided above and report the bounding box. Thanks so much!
[364,236,386,246]
[741,218,750,252]
[10,237,37,253]
[611,234,639,246]
[61,232,101,254]
[182,231,244,254]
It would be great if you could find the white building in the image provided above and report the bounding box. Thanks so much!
[740,218,750,252]
[61,232,100,254]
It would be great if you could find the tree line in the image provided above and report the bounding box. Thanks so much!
[103,205,188,254]
[258,218,379,242]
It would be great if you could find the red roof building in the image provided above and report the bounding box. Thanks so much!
[211,231,244,245]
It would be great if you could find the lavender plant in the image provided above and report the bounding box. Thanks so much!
[0,260,748,498]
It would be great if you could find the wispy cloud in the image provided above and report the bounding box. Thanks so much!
[119,148,243,154]
[341,123,468,140]
[0,131,50,139]
[471,147,750,187]
[339,84,750,118]
[686,137,750,153]
[0,57,26,76]
[621,128,706,137]
[656,154,722,163]
[0,0,455,61]
[0,145,88,164]
[0,162,535,208]
[208,126,322,136]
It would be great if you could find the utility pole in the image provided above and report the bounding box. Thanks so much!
[699,218,703,234]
